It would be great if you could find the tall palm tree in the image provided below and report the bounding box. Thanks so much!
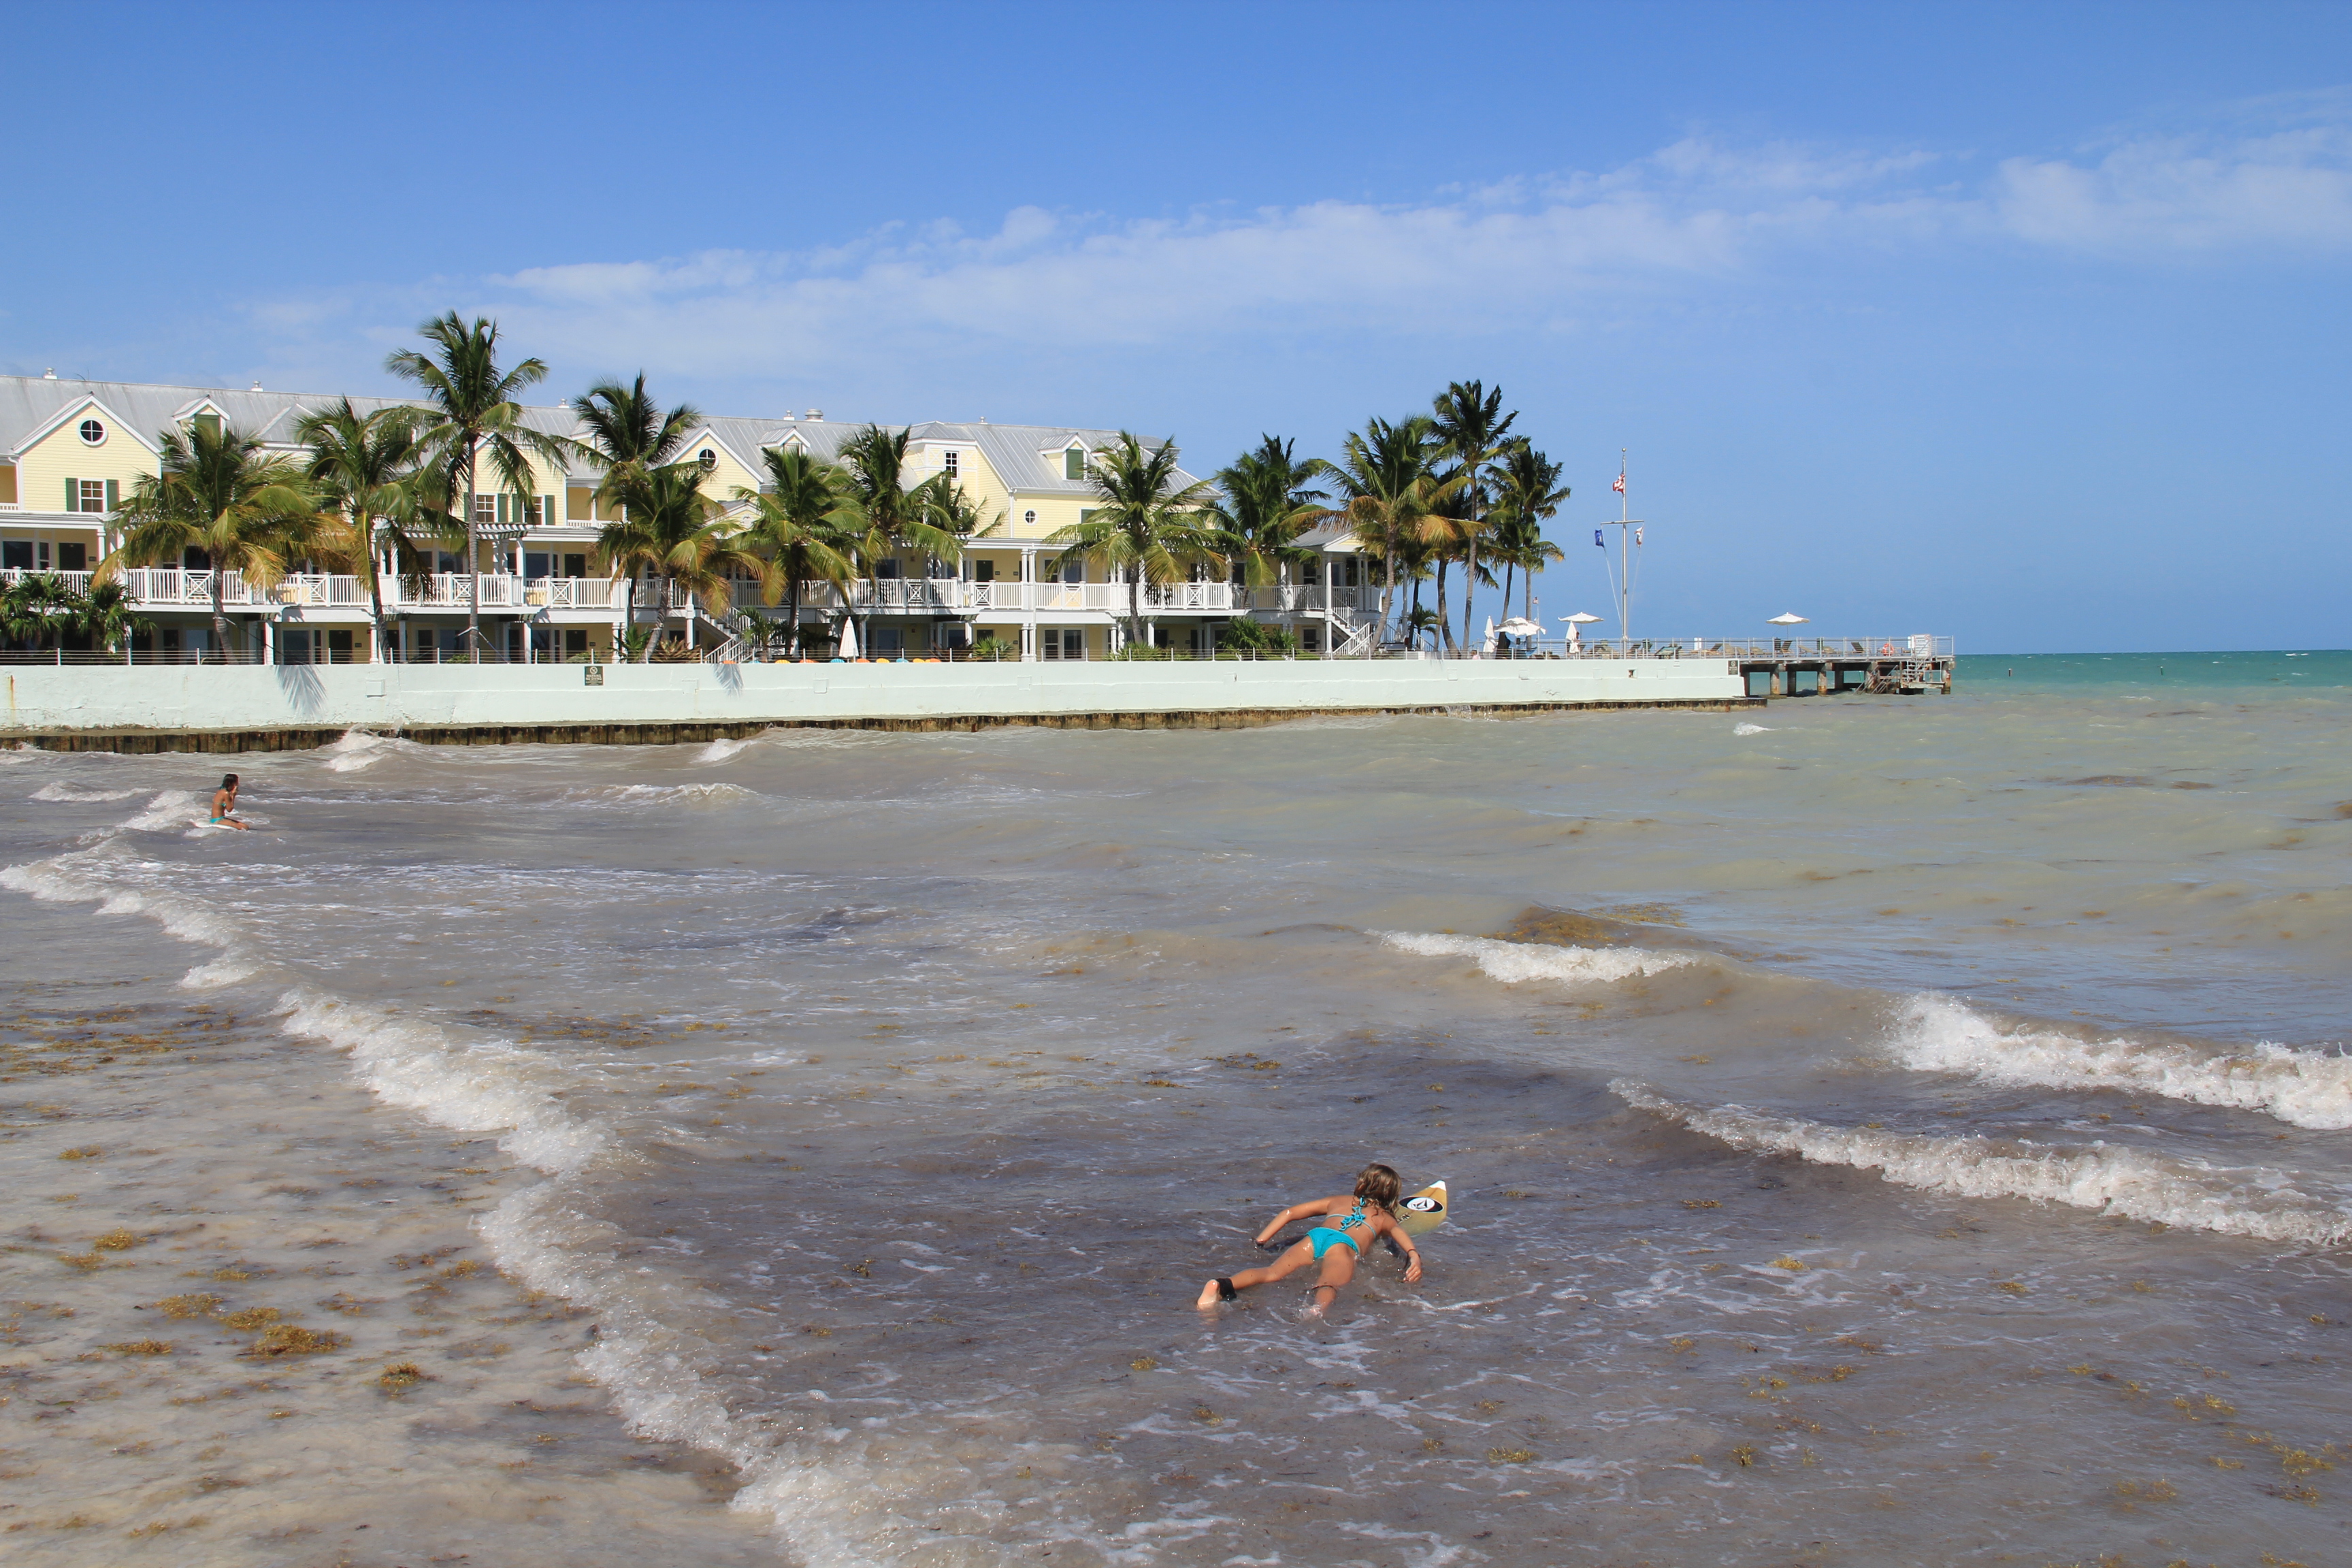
[1488,443,1570,623]
[836,425,960,657]
[101,421,323,659]
[297,399,444,662]
[572,374,703,653]
[385,313,571,659]
[1206,435,1324,600]
[79,579,152,658]
[732,447,857,659]
[1307,417,1460,650]
[1043,433,1222,651]
[1428,380,1518,650]
[595,463,770,660]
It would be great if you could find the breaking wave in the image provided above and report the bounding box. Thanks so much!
[1377,930,1700,985]
[1613,1079,2352,1248]
[31,781,138,802]
[1889,994,2352,1130]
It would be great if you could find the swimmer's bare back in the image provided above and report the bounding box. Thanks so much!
[210,785,252,830]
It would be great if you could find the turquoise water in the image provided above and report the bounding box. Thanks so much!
[1959,649,2352,691]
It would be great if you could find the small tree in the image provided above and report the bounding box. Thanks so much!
[0,574,85,653]
[298,399,444,662]
[733,447,858,659]
[574,375,702,655]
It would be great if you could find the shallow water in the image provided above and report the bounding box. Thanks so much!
[3,651,2350,1565]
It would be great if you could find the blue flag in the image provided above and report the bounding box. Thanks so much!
[1594,529,1603,547]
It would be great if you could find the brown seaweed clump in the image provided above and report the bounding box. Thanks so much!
[244,1324,347,1358]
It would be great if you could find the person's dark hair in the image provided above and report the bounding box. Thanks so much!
[220,773,238,789]
[1354,1162,1404,1215]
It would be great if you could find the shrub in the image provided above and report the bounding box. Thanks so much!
[1215,619,1298,655]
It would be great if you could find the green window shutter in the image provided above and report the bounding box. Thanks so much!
[65,477,78,512]
[497,493,510,525]
[105,479,118,512]
[1064,448,1083,480]
[542,493,554,527]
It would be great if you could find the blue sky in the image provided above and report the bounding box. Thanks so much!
[10,1,2348,652]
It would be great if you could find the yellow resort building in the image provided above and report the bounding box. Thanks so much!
[0,374,1378,664]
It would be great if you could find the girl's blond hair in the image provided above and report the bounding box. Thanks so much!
[1354,1162,1404,1214]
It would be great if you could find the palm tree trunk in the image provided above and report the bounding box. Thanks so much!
[464,479,480,660]
[1501,559,1516,623]
[1380,544,1398,645]
[210,574,229,665]
[1461,535,1479,651]
[1434,561,1452,653]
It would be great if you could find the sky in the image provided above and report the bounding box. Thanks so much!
[9,1,2348,653]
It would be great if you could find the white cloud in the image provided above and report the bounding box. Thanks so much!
[247,105,2352,391]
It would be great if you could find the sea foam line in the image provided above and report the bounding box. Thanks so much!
[0,787,947,1567]
[1890,994,2352,1131]
[1612,1079,2352,1248]
[1377,930,1699,985]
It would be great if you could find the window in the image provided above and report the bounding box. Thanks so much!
[698,448,717,472]
[564,553,587,578]
[525,553,553,579]
[1022,509,1036,527]
[35,541,50,570]
[474,495,498,526]
[1064,446,1085,481]
[973,559,994,583]
[1042,627,1085,660]
[78,480,112,514]
[193,412,221,440]
[182,546,211,570]
[1,541,29,570]
[57,542,86,572]
[1060,557,1084,585]
[943,451,959,478]
[876,559,902,580]
[564,629,589,659]
[78,418,105,446]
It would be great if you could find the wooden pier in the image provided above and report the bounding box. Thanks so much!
[1725,635,1955,698]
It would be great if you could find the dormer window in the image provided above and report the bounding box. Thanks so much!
[943,451,959,479]
[78,418,106,446]
[1064,446,1085,481]
[193,412,222,440]
[698,448,717,472]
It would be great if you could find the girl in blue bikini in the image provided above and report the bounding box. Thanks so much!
[1197,1163,1422,1316]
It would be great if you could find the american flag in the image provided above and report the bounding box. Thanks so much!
[1612,472,1626,494]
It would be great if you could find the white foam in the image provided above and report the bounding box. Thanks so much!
[120,789,203,832]
[31,782,137,802]
[180,956,261,990]
[1613,1079,2352,1248]
[696,734,760,763]
[1377,930,1699,985]
[1733,722,1772,736]
[1889,994,2352,1130]
[595,781,759,805]
[276,987,606,1177]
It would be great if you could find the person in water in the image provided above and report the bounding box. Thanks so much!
[1196,1162,1422,1315]
[209,772,250,830]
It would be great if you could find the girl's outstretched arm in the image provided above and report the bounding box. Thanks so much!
[1254,1196,1348,1247]
[1380,1213,1424,1283]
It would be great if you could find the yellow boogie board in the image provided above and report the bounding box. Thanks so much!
[1396,1179,1450,1241]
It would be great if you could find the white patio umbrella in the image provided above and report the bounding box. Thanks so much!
[1498,617,1544,637]
[1565,610,1603,644]
[836,615,859,658]
[1767,612,1810,625]
[1481,616,1498,656]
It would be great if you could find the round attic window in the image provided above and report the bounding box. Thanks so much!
[698,448,717,472]
[78,418,105,446]
[1024,510,1037,526]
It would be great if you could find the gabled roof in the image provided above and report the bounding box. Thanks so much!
[0,378,1203,500]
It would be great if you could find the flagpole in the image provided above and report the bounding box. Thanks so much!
[1619,448,1629,650]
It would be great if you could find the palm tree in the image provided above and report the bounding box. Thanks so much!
[78,579,152,658]
[1488,444,1569,623]
[101,421,322,659]
[595,463,770,660]
[1206,435,1324,600]
[572,374,703,653]
[385,313,572,659]
[836,426,961,657]
[1307,417,1461,650]
[1042,433,1222,651]
[1428,380,1518,650]
[0,574,84,655]
[297,399,443,662]
[732,447,857,659]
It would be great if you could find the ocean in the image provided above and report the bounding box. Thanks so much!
[2,649,2347,1567]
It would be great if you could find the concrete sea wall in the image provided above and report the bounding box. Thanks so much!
[0,657,1753,751]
